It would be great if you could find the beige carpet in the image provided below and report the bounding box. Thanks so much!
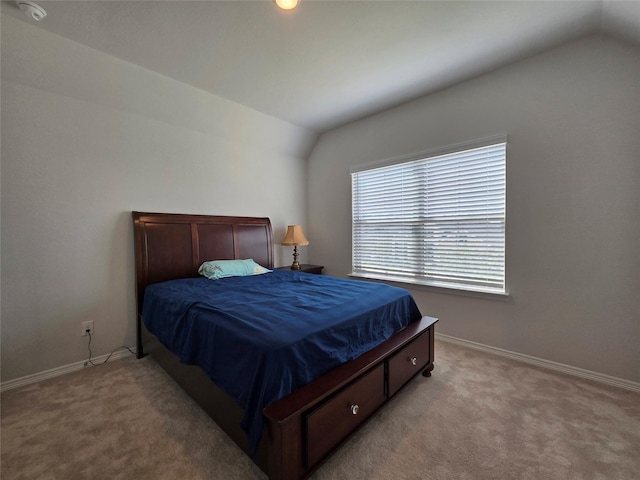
[2,340,639,480]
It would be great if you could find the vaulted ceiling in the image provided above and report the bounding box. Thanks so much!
[2,0,639,133]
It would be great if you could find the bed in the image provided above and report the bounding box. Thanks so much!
[132,211,438,479]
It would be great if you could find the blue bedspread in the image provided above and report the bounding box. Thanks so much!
[142,270,421,454]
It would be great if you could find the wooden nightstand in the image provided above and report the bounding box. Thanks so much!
[277,264,324,274]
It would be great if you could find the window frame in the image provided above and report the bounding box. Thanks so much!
[350,135,508,297]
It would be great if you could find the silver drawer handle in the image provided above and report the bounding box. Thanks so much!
[410,357,417,366]
[350,404,359,415]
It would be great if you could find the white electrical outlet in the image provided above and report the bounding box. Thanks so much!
[81,320,94,336]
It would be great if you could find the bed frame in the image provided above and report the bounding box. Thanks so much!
[132,211,437,479]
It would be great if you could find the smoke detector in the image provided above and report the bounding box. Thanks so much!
[16,1,47,21]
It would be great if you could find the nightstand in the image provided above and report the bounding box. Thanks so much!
[277,264,324,275]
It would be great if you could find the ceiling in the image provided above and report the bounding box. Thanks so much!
[2,0,640,133]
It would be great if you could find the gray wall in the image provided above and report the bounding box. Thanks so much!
[307,35,640,382]
[1,16,316,382]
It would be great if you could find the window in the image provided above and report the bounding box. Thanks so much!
[351,139,506,294]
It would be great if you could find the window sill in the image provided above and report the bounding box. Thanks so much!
[348,272,510,301]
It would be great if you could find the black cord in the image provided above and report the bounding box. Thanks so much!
[85,332,136,367]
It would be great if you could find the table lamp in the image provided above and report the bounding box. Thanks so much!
[281,225,309,270]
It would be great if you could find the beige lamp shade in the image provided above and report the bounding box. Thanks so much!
[281,225,309,246]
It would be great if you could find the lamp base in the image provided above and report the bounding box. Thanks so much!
[291,246,301,270]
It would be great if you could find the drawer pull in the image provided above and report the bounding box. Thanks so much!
[410,357,417,366]
[350,404,359,415]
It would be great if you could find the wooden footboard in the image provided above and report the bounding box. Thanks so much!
[264,315,437,479]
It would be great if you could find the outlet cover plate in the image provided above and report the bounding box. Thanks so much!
[81,321,94,336]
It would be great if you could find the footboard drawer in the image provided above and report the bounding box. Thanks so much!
[387,330,431,396]
[305,363,385,469]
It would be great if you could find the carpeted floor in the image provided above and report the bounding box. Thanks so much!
[2,340,639,480]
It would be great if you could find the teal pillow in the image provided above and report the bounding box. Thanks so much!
[198,259,271,280]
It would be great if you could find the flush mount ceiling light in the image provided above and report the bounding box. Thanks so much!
[274,0,299,11]
[16,1,47,21]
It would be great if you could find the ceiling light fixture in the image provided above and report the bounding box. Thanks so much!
[274,0,299,11]
[16,1,47,21]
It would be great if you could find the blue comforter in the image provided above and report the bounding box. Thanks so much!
[142,269,421,454]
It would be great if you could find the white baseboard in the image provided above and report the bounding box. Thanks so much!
[4,337,638,394]
[435,333,640,393]
[0,348,137,393]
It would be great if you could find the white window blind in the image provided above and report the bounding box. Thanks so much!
[351,141,506,294]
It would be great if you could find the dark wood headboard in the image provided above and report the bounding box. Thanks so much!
[132,212,273,317]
